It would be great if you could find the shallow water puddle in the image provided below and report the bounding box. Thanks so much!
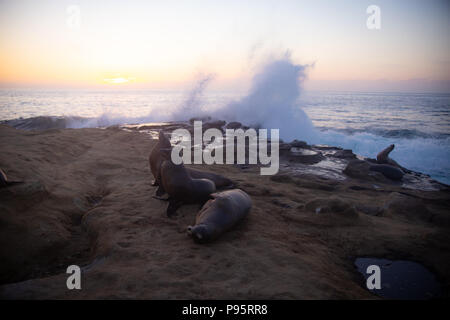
[354,258,441,299]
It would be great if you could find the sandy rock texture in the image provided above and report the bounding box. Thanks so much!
[0,124,449,299]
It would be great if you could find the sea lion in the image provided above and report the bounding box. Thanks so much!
[376,144,411,173]
[149,131,233,191]
[149,131,172,186]
[0,168,23,188]
[158,148,216,217]
[376,144,395,164]
[186,168,233,189]
[187,189,252,243]
[369,164,404,181]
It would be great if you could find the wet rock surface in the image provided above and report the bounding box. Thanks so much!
[331,149,357,160]
[122,120,449,190]
[355,258,442,299]
[284,148,324,164]
[225,121,243,129]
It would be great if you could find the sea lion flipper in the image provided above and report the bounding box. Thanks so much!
[198,198,211,210]
[154,168,165,196]
[152,195,170,201]
[167,199,183,218]
[209,193,219,199]
[155,185,166,197]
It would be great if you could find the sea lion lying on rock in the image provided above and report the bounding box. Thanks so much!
[158,148,216,217]
[149,131,233,192]
[369,164,404,181]
[187,189,251,243]
[376,144,410,173]
[344,160,404,182]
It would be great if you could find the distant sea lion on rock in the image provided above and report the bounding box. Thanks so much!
[344,159,404,182]
[376,144,411,173]
[377,144,395,163]
[187,189,251,243]
[369,164,404,181]
[158,148,216,217]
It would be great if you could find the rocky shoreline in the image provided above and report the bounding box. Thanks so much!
[0,122,449,299]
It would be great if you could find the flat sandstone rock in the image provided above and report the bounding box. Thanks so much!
[0,124,449,299]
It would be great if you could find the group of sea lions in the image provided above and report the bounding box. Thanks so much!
[1,131,406,244]
[149,131,252,243]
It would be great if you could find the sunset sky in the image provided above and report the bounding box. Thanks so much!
[0,0,449,92]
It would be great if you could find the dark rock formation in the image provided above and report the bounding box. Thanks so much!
[331,149,357,160]
[225,121,242,129]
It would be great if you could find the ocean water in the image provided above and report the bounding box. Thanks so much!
[0,89,449,184]
[300,91,450,185]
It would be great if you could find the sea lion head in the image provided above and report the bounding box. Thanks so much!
[187,224,213,243]
[158,131,171,148]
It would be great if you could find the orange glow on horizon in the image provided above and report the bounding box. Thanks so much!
[0,1,449,92]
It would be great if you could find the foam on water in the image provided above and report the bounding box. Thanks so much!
[215,56,317,142]
[312,129,450,184]
[211,57,450,184]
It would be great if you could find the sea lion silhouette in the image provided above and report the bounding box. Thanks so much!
[149,131,233,196]
[158,148,216,217]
